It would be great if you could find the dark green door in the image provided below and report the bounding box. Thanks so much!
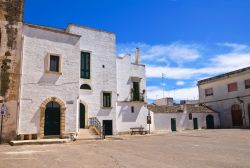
[80,103,85,128]
[206,115,214,129]
[171,118,176,131]
[45,102,60,136]
[103,120,113,135]
[193,118,198,130]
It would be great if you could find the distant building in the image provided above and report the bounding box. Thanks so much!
[147,103,219,132]
[198,66,250,128]
[153,97,174,106]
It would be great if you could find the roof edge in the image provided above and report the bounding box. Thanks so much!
[198,66,250,85]
[24,23,81,38]
[67,24,115,35]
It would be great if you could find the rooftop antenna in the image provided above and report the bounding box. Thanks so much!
[162,73,166,98]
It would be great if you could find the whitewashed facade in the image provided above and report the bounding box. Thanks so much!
[17,23,148,139]
[116,55,148,133]
[18,24,81,138]
[198,67,250,128]
[148,104,220,132]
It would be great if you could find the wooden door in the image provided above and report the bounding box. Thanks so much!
[193,118,198,129]
[45,102,60,136]
[231,104,243,127]
[79,103,85,128]
[206,115,214,129]
[171,118,176,131]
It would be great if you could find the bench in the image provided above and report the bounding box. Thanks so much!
[130,127,147,135]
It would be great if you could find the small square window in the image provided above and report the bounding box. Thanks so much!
[205,88,213,97]
[228,82,238,92]
[245,79,250,89]
[47,54,61,73]
[103,92,111,108]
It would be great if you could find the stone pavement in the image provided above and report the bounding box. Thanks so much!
[0,129,249,168]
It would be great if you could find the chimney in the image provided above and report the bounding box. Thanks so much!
[135,48,140,64]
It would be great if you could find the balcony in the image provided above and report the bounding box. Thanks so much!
[130,91,145,102]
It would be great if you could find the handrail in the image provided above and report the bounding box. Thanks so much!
[88,117,104,139]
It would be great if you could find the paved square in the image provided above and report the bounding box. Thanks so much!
[0,129,250,168]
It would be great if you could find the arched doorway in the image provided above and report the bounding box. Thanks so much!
[231,104,243,127]
[79,103,85,128]
[39,97,66,139]
[45,101,61,136]
[206,115,214,129]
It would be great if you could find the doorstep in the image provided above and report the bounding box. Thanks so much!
[9,138,71,146]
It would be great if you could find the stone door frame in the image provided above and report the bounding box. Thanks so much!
[39,97,66,139]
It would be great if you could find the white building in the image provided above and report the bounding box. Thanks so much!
[17,23,148,140]
[198,67,250,128]
[116,53,148,133]
[148,103,219,132]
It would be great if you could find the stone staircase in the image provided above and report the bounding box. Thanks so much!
[76,128,101,140]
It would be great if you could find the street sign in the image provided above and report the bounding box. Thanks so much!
[0,104,7,116]
[147,116,151,124]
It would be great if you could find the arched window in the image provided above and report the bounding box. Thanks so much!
[80,84,91,90]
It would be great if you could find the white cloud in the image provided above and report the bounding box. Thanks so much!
[117,42,201,65]
[176,81,185,86]
[217,42,248,51]
[211,52,250,69]
[147,86,198,101]
[118,42,250,101]
[146,51,250,79]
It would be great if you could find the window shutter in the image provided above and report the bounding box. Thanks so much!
[81,52,91,79]
[228,82,238,92]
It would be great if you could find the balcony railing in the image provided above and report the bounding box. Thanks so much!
[130,92,145,102]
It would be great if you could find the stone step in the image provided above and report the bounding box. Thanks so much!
[76,128,101,140]
[10,139,71,146]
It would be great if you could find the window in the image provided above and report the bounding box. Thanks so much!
[189,113,192,120]
[132,82,140,101]
[205,88,213,96]
[103,92,111,108]
[81,52,90,79]
[131,106,134,113]
[245,79,250,89]
[48,54,60,73]
[228,82,238,92]
[80,84,91,90]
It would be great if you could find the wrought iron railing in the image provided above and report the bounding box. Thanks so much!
[130,92,145,102]
[89,117,104,139]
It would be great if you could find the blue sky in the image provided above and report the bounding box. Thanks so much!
[24,0,250,101]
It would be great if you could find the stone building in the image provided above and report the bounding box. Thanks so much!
[0,0,24,141]
[198,66,250,128]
